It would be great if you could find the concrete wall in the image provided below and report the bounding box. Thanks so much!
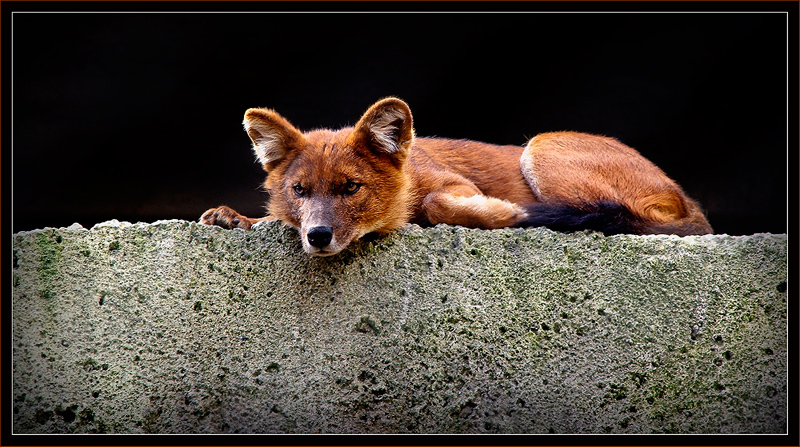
[11,220,787,434]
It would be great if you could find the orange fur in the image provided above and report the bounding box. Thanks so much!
[201,98,712,256]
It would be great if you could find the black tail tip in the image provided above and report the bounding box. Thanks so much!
[515,201,641,236]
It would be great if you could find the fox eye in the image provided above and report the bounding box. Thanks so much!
[343,181,361,195]
[292,184,305,197]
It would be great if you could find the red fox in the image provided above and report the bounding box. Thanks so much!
[201,97,712,256]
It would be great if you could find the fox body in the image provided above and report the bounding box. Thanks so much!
[202,97,712,256]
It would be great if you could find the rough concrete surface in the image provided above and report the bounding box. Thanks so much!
[11,219,787,434]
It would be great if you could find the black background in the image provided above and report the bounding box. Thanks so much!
[2,4,798,446]
[6,2,795,235]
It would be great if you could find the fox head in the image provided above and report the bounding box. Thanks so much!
[243,97,415,256]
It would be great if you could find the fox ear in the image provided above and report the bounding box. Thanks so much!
[354,97,415,158]
[243,108,303,170]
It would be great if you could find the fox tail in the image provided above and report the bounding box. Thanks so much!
[515,201,642,236]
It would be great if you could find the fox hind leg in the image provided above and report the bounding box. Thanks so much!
[517,132,712,235]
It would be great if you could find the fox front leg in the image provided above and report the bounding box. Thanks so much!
[199,205,273,230]
[422,186,526,229]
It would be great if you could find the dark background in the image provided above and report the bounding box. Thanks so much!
[6,4,794,235]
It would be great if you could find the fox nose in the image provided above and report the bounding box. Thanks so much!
[306,226,333,248]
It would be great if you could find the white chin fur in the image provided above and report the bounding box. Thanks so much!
[301,232,344,257]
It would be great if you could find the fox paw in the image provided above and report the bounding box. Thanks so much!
[200,206,253,230]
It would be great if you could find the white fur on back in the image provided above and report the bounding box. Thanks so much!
[520,142,543,200]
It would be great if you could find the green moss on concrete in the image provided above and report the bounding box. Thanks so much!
[11,220,787,434]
